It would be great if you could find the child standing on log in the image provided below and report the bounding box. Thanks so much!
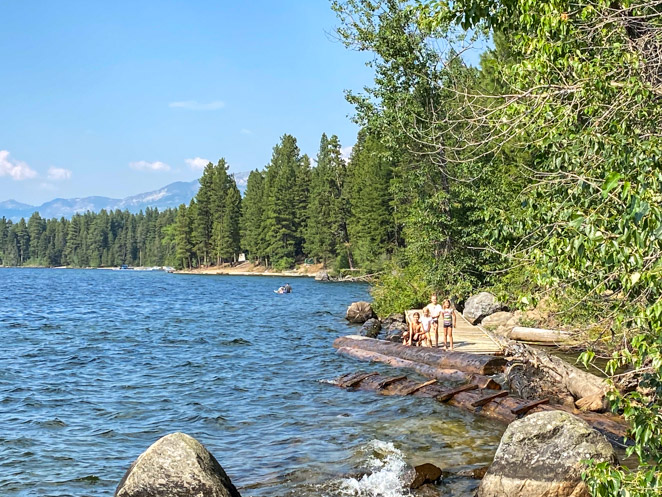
[441,299,456,350]
[420,308,433,347]
[424,293,443,347]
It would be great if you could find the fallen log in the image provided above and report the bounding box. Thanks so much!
[481,328,608,410]
[333,336,506,375]
[331,371,629,448]
[336,346,500,389]
[508,326,572,343]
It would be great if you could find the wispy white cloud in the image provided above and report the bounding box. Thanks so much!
[0,150,38,180]
[185,157,211,171]
[340,146,354,161]
[129,160,171,172]
[48,166,72,181]
[240,128,252,135]
[169,100,225,111]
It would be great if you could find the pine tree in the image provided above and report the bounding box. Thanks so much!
[346,130,395,268]
[240,170,266,263]
[175,203,193,269]
[262,134,303,268]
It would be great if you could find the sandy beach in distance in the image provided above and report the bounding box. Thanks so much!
[175,261,324,278]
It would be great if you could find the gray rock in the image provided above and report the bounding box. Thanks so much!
[384,321,408,342]
[115,432,242,497]
[477,411,615,497]
[345,301,376,324]
[481,311,514,329]
[381,313,406,327]
[315,270,330,281]
[360,318,381,338]
[463,292,504,324]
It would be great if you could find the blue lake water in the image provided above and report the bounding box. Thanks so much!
[0,268,504,497]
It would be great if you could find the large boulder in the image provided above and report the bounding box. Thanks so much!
[315,270,330,281]
[383,321,408,342]
[481,311,514,329]
[115,432,242,497]
[346,301,376,324]
[381,313,406,327]
[463,292,504,325]
[360,318,381,338]
[477,411,615,497]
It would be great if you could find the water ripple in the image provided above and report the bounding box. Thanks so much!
[0,268,504,497]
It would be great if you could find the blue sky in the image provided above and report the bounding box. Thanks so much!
[0,1,375,204]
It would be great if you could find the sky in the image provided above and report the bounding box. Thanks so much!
[0,1,376,205]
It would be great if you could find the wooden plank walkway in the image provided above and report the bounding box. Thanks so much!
[409,310,502,355]
[450,313,503,355]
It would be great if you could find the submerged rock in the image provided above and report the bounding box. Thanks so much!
[409,463,442,489]
[463,292,504,325]
[346,301,376,324]
[115,432,242,497]
[477,411,614,497]
[360,318,381,338]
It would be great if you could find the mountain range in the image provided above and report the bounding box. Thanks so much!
[0,171,250,222]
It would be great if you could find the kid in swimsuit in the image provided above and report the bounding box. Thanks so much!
[441,299,456,350]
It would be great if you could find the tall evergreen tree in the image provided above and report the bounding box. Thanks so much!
[262,134,304,268]
[240,170,266,263]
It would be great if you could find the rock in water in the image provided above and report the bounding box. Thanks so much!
[463,292,504,325]
[115,432,242,497]
[410,463,442,489]
[477,411,614,497]
[315,270,330,281]
[360,318,381,338]
[345,301,376,323]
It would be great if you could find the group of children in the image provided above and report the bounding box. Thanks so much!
[403,293,456,350]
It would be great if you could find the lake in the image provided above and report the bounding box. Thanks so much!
[0,268,504,496]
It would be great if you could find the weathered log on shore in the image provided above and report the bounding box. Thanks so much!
[333,336,507,375]
[508,326,572,343]
[492,334,608,410]
[333,371,629,447]
[336,346,500,389]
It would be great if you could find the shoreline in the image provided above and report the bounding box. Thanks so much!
[174,261,323,278]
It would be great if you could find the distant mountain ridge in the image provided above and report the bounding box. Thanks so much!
[0,171,251,222]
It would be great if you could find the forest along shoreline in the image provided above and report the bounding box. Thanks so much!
[333,297,631,497]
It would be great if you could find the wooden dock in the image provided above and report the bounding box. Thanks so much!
[446,313,503,355]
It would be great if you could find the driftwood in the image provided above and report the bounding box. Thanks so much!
[336,346,501,389]
[333,371,629,448]
[333,336,507,375]
[483,329,608,411]
[511,398,550,416]
[436,384,479,402]
[508,326,572,343]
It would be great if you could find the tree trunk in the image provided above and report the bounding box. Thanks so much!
[336,346,500,389]
[508,327,572,343]
[484,329,608,409]
[333,336,506,375]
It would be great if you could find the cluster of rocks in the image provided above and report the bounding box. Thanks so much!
[115,409,615,497]
[345,301,408,341]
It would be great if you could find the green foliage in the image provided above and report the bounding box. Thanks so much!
[411,0,662,494]
[0,208,177,269]
[370,258,432,316]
